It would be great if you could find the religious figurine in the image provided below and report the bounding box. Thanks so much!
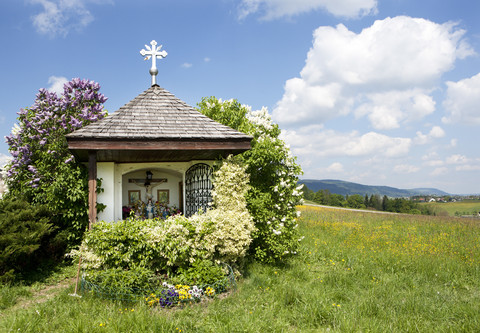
[134,203,142,218]
[145,184,153,202]
[146,199,154,219]
[134,200,146,219]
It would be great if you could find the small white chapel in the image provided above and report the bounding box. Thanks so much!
[66,40,252,224]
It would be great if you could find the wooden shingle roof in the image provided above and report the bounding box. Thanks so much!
[67,85,252,162]
[67,85,251,140]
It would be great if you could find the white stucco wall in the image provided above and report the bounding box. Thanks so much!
[97,162,115,222]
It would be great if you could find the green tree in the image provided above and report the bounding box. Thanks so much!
[315,189,334,205]
[0,198,54,282]
[369,194,383,211]
[302,185,315,201]
[382,195,389,211]
[330,193,346,207]
[197,97,303,263]
[347,194,366,209]
[314,189,327,205]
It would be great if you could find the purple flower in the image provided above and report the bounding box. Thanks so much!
[69,117,82,128]
[7,77,107,192]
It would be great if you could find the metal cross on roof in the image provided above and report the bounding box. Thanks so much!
[140,40,168,86]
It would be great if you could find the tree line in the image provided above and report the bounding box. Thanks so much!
[303,186,438,215]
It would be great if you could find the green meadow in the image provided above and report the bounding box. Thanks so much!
[419,200,480,217]
[1,205,479,332]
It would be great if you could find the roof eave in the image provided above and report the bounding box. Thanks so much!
[67,137,252,151]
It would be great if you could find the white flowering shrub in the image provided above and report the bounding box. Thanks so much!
[198,97,303,263]
[199,157,254,263]
[0,156,12,198]
[70,158,253,287]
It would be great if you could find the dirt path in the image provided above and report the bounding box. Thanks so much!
[3,277,76,314]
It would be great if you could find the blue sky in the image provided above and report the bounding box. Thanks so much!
[1,0,479,194]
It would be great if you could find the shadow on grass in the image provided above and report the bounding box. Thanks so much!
[16,259,74,286]
[240,256,295,279]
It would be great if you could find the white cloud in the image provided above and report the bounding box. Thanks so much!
[181,63,193,69]
[355,89,436,130]
[431,167,449,176]
[448,157,480,171]
[421,152,444,167]
[394,164,420,174]
[238,0,377,20]
[281,129,411,158]
[204,57,211,63]
[426,154,479,172]
[429,126,446,138]
[30,0,111,37]
[443,72,480,125]
[326,162,344,173]
[273,79,346,124]
[344,132,411,157]
[423,160,444,167]
[446,154,468,165]
[47,76,68,95]
[273,16,473,129]
[455,164,480,171]
[414,126,445,144]
[422,152,439,160]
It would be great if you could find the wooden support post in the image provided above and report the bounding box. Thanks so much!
[88,151,97,230]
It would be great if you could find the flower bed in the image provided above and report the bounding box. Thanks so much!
[79,264,236,307]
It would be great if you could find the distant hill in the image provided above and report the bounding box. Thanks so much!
[299,179,449,197]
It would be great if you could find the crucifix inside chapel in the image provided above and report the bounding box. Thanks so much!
[128,170,167,202]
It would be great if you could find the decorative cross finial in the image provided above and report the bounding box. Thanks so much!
[140,40,168,86]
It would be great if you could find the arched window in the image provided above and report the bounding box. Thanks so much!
[184,163,213,217]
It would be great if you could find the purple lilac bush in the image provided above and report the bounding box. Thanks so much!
[5,78,107,245]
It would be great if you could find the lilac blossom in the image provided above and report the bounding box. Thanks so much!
[5,78,107,189]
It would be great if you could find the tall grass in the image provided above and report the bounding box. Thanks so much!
[1,205,479,332]
[297,205,480,331]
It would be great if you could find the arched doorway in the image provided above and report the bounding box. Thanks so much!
[122,168,183,218]
[184,163,213,217]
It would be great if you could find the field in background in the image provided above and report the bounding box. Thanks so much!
[1,206,479,332]
[419,200,480,217]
